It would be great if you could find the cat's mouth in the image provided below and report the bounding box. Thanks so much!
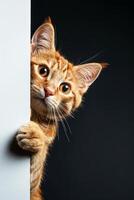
[32,94,68,122]
[34,96,61,120]
[34,96,47,105]
[33,95,58,110]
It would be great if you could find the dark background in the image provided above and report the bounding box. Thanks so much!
[32,1,134,200]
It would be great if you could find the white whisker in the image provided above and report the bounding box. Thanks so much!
[43,97,71,142]
[57,107,72,135]
[55,108,70,142]
[59,102,75,119]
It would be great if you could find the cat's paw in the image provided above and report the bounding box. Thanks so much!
[16,121,44,153]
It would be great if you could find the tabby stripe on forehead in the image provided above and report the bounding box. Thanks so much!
[62,63,68,73]
[51,62,58,70]
[58,59,62,70]
[50,70,56,80]
[65,71,73,81]
[62,68,67,73]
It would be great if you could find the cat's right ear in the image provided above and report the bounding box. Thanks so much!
[31,18,55,53]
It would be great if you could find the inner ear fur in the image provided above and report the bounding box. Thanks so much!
[31,18,55,53]
[74,63,104,94]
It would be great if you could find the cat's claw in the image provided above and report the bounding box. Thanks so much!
[16,122,44,153]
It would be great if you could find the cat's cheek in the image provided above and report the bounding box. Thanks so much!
[31,98,47,115]
[72,93,82,110]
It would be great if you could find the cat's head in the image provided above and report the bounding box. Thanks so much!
[31,18,104,122]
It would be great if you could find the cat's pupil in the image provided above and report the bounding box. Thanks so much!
[62,84,69,92]
[39,65,49,77]
[60,83,71,93]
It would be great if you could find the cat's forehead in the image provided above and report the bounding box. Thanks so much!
[31,52,73,72]
[31,51,75,81]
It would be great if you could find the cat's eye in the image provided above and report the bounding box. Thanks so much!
[60,82,71,94]
[38,65,49,77]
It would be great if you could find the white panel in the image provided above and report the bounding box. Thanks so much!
[0,0,30,199]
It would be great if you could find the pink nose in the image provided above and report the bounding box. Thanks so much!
[44,88,54,97]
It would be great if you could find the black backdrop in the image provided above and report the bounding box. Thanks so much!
[31,1,134,200]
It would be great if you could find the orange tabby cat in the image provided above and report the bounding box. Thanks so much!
[16,18,104,200]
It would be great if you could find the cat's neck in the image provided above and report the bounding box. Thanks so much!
[31,109,57,138]
[31,109,55,125]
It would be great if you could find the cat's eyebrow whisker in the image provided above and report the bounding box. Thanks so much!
[78,50,103,65]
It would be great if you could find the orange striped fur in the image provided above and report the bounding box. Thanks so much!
[16,18,104,200]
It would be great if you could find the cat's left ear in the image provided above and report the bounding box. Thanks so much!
[74,63,104,94]
[31,17,55,53]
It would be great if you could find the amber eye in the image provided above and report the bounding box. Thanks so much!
[38,65,49,77]
[60,82,71,94]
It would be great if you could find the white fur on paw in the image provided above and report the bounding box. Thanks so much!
[16,123,43,152]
